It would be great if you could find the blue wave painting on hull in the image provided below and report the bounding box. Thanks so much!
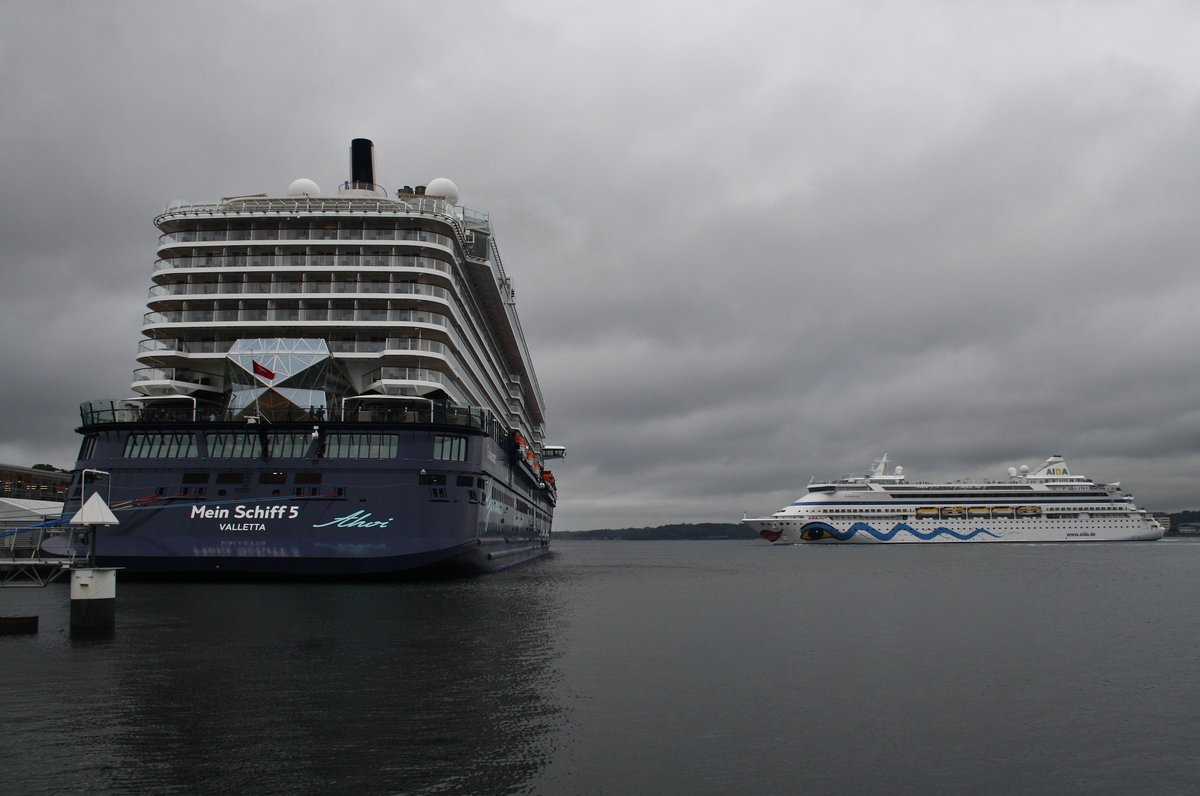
[801,522,1001,541]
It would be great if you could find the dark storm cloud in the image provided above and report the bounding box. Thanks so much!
[3,1,1200,528]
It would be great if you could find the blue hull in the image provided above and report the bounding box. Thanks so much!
[67,418,555,578]
[92,543,549,578]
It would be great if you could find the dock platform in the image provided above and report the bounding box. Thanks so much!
[1,524,76,587]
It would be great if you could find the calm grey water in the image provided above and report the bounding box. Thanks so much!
[3,539,1200,795]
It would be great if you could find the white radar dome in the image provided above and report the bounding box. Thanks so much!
[424,177,459,204]
[894,466,903,477]
[1008,467,1018,477]
[287,178,321,197]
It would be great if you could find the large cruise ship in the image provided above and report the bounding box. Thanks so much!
[60,139,563,576]
[744,453,1163,543]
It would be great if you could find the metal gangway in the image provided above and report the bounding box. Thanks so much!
[0,519,77,587]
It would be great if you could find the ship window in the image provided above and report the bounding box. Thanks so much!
[182,472,210,484]
[205,433,262,458]
[215,472,245,485]
[419,472,447,486]
[325,433,399,459]
[295,472,322,485]
[78,435,97,462]
[433,434,468,461]
[268,433,312,459]
[123,432,197,459]
[260,471,287,484]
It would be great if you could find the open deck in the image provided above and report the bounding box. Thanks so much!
[79,399,500,433]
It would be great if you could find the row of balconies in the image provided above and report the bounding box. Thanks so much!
[147,242,527,407]
[159,227,454,247]
[138,336,451,357]
[129,340,521,428]
[153,253,454,273]
[131,321,527,424]
[143,307,452,327]
[131,363,454,397]
[132,343,458,394]
[148,281,451,300]
[132,367,221,385]
[140,270,534,431]
[127,369,453,401]
[130,349,525,435]
[129,373,456,404]
[130,367,224,395]
[361,366,450,395]
[136,288,523,413]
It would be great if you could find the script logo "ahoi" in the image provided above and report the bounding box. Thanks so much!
[312,510,394,529]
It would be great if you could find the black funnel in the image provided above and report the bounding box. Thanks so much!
[350,138,375,186]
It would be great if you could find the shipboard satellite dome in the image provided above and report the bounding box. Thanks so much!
[424,177,459,204]
[287,178,321,197]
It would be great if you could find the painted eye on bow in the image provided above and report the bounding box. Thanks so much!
[800,525,830,541]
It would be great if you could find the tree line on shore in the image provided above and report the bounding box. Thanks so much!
[556,523,757,540]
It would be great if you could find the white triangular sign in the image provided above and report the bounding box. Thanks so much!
[70,493,120,526]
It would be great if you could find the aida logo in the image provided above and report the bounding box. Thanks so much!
[1048,467,1069,475]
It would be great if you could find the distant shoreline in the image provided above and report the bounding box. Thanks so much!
[555,523,758,541]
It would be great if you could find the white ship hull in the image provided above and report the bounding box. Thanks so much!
[745,453,1164,545]
[745,515,1163,544]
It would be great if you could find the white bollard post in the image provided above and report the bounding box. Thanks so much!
[70,567,118,637]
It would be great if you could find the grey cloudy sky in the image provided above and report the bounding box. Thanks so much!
[3,1,1200,529]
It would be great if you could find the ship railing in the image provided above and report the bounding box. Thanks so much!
[78,399,498,434]
[157,196,468,225]
[136,337,451,357]
[0,519,75,587]
[143,307,453,327]
[147,280,452,301]
[361,366,448,389]
[153,252,453,273]
[131,367,224,390]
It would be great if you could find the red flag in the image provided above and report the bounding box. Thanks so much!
[252,360,275,380]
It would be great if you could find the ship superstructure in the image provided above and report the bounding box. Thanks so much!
[62,139,563,576]
[744,453,1162,544]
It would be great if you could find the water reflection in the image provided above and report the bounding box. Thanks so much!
[3,556,567,795]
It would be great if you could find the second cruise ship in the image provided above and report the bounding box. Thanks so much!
[61,139,563,576]
[744,453,1163,543]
